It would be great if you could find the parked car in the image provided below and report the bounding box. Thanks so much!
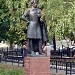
[50,45,62,56]
[69,46,75,56]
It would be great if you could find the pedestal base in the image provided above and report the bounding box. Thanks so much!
[24,57,50,75]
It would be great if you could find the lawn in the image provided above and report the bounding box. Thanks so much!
[0,63,64,75]
[0,63,24,75]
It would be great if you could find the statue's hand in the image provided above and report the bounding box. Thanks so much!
[26,21,30,26]
[27,21,30,24]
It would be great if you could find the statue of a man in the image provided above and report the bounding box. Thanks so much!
[21,0,47,55]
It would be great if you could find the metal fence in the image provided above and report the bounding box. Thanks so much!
[50,57,75,75]
[0,48,23,67]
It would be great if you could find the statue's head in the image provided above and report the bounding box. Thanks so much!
[31,0,39,8]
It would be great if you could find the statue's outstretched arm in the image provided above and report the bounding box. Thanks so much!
[20,9,30,24]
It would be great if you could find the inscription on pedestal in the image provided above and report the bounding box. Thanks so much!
[24,57,50,75]
[25,59,30,68]
[24,58,30,73]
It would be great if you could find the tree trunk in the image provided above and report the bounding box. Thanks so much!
[53,33,56,54]
[9,41,14,50]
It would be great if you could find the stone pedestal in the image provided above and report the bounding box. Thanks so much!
[24,57,50,75]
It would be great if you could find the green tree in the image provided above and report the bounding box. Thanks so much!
[46,0,75,41]
[6,0,28,49]
[0,0,75,49]
[0,0,10,42]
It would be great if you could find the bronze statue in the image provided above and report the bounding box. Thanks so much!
[20,0,47,55]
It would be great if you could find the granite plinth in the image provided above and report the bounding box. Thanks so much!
[24,56,50,75]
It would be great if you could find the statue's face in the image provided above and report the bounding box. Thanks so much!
[32,1,37,8]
